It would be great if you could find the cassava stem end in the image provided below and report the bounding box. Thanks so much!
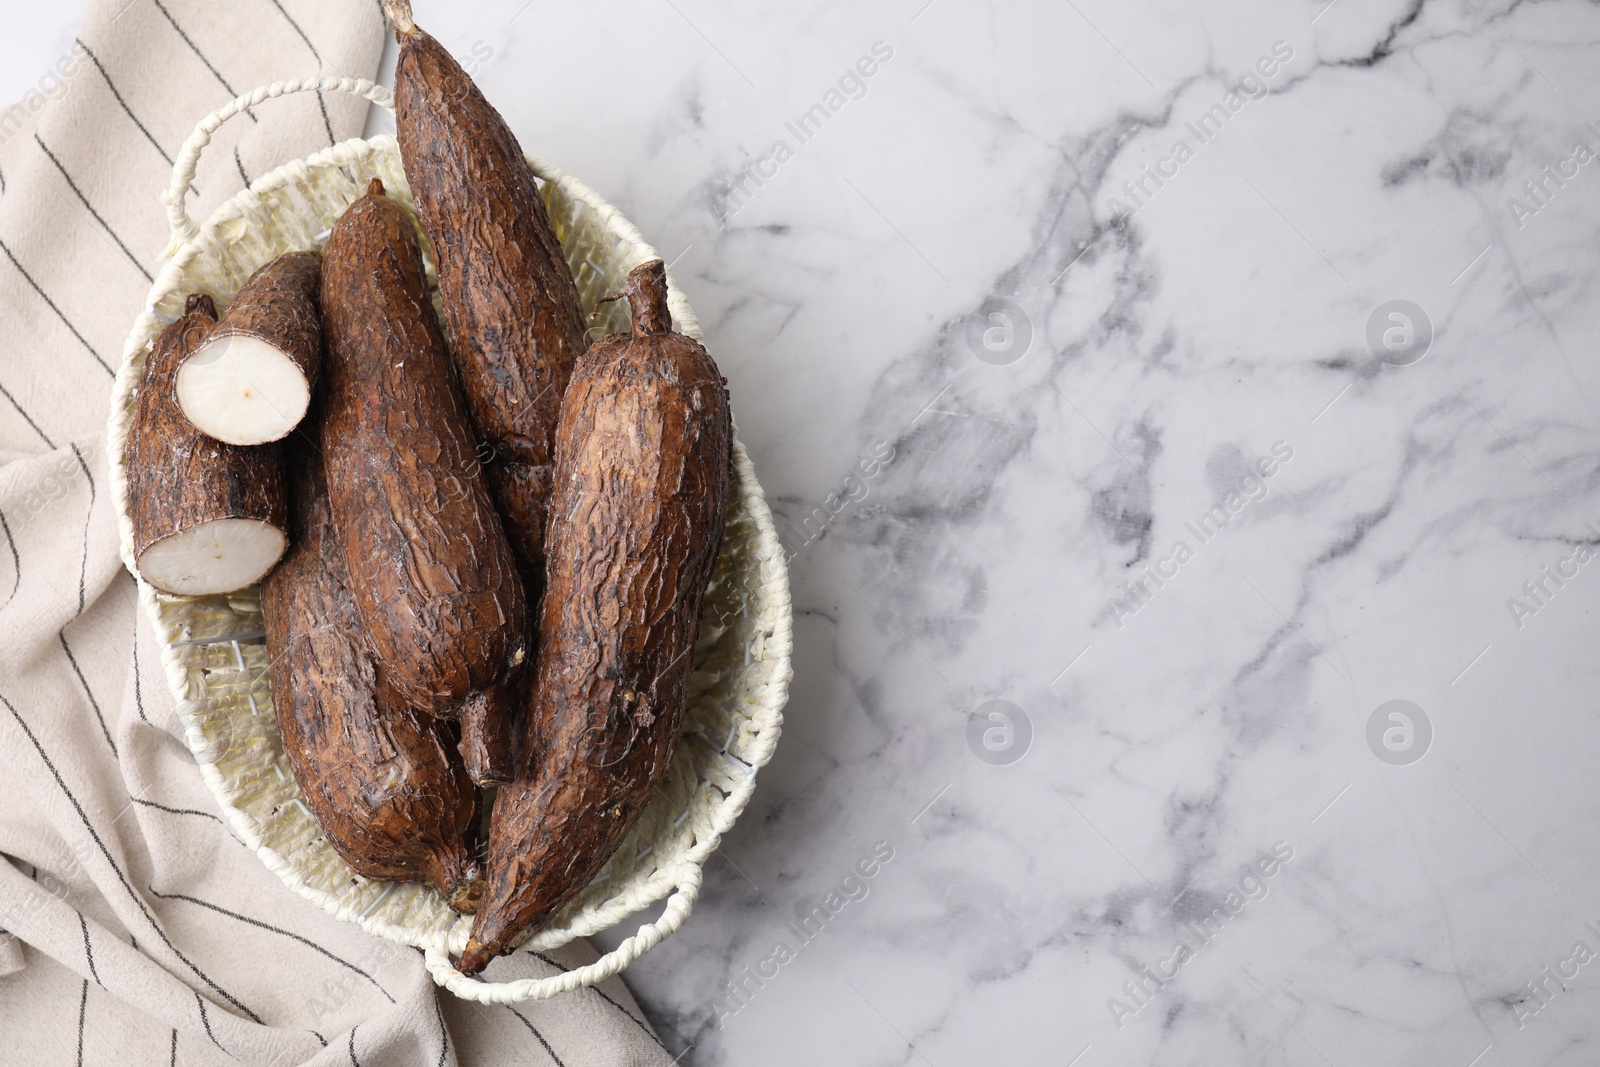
[591,261,670,333]
[381,0,417,35]
[455,938,493,976]
[420,849,485,914]
[622,260,671,335]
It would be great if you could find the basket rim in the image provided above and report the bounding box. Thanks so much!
[105,129,793,1000]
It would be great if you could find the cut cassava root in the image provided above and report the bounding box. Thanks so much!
[383,0,589,596]
[458,260,732,974]
[320,177,528,786]
[263,435,483,913]
[128,293,289,597]
[178,251,322,446]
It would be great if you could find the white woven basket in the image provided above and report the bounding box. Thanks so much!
[104,77,790,1003]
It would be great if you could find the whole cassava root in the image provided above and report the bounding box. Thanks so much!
[320,177,528,785]
[178,251,323,446]
[263,435,483,912]
[127,293,289,597]
[457,260,732,974]
[383,0,589,596]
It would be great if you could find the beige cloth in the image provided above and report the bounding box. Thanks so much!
[0,2,679,1064]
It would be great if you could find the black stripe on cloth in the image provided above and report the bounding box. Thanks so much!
[69,441,94,487]
[147,887,396,1003]
[0,162,6,195]
[34,134,153,282]
[590,984,666,1048]
[267,0,323,61]
[0,693,264,1023]
[60,634,116,754]
[234,146,249,189]
[432,991,449,1067]
[129,796,220,823]
[77,979,88,1067]
[75,39,173,165]
[316,91,336,147]
[347,1024,359,1067]
[69,440,94,616]
[0,378,55,446]
[310,1030,327,1047]
[0,238,111,376]
[132,613,148,722]
[527,950,666,1048]
[0,506,19,609]
[169,1027,177,1067]
[70,441,93,616]
[195,993,222,1050]
[150,0,258,123]
[507,1007,567,1067]
[79,912,101,984]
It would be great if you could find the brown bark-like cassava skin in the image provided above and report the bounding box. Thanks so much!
[127,294,289,597]
[205,251,322,371]
[482,460,551,583]
[263,437,483,912]
[458,261,733,974]
[179,250,323,443]
[221,252,321,370]
[321,177,528,785]
[382,0,589,596]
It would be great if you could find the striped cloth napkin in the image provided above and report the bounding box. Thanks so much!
[0,1,679,1064]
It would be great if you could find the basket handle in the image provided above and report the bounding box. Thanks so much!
[163,76,396,251]
[423,863,703,1004]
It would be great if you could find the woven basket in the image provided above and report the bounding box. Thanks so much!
[103,77,790,1003]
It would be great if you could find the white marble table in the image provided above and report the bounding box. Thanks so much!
[22,1,1600,1063]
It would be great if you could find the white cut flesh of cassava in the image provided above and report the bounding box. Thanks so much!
[177,334,311,446]
[138,517,287,597]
